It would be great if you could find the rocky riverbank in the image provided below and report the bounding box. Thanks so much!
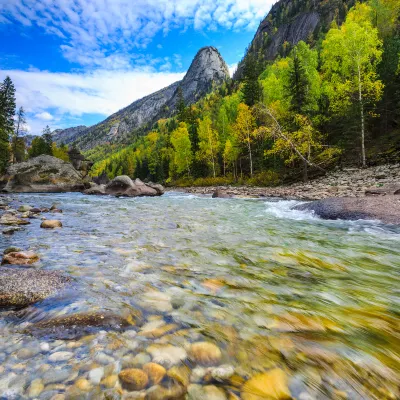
[170,164,400,200]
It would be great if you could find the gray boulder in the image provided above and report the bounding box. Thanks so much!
[212,188,232,199]
[104,176,163,197]
[2,155,85,193]
[294,196,400,225]
[0,268,71,308]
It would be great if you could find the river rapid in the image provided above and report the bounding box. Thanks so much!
[0,192,399,400]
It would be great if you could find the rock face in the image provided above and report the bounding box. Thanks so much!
[69,47,229,150]
[51,125,87,146]
[294,196,400,225]
[97,175,164,197]
[2,155,85,193]
[0,268,71,308]
[234,0,356,79]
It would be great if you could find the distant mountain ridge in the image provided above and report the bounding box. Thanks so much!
[54,46,229,150]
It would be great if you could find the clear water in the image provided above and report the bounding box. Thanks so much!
[0,192,399,399]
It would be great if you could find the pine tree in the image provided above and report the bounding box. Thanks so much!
[0,76,16,172]
[242,53,263,107]
[176,87,187,122]
[286,49,309,115]
[12,106,26,162]
[42,125,54,155]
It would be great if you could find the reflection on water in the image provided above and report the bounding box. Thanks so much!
[0,192,399,399]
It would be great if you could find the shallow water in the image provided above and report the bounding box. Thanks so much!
[0,192,399,399]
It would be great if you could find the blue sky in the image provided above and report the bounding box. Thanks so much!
[0,0,275,135]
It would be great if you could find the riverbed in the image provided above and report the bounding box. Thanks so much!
[0,192,399,399]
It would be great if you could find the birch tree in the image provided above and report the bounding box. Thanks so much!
[322,3,383,167]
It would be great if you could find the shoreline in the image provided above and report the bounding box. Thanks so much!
[167,164,400,201]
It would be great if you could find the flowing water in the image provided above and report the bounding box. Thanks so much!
[0,192,399,399]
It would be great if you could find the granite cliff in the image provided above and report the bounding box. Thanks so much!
[234,0,357,79]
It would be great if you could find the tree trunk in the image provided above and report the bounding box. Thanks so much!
[247,137,253,177]
[303,160,308,182]
[358,65,366,168]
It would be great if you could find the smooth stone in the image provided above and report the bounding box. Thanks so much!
[41,220,62,229]
[27,379,45,397]
[89,367,104,384]
[118,368,149,391]
[75,378,92,391]
[140,291,172,313]
[142,363,166,385]
[42,367,72,385]
[188,342,222,366]
[241,369,291,400]
[17,345,41,360]
[187,384,227,400]
[95,352,115,365]
[147,345,187,368]
[49,351,74,362]
[40,342,51,352]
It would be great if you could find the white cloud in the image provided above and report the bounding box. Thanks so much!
[1,68,184,134]
[0,0,275,68]
[35,111,53,121]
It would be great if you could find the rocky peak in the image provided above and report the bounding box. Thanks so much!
[71,46,230,150]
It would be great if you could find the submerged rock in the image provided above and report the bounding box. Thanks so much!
[40,220,62,229]
[2,251,40,266]
[104,175,163,197]
[241,369,291,400]
[26,312,134,339]
[0,268,70,308]
[118,368,149,391]
[0,214,30,225]
[294,196,400,225]
[188,342,222,366]
[2,155,86,193]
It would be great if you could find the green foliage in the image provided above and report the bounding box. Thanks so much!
[170,122,193,178]
[29,127,53,158]
[322,3,383,166]
[0,76,16,172]
[84,0,400,184]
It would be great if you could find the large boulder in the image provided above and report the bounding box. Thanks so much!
[104,176,163,197]
[2,155,85,193]
[0,268,71,308]
[294,196,400,225]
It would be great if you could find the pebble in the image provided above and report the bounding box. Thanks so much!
[40,220,62,229]
[74,378,92,391]
[188,342,222,366]
[118,368,149,391]
[89,367,104,384]
[48,351,74,362]
[95,352,115,365]
[100,374,118,388]
[27,379,44,397]
[42,368,72,385]
[17,346,41,360]
[147,345,187,368]
[143,363,166,385]
[40,342,51,352]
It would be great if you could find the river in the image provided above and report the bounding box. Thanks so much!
[0,192,399,399]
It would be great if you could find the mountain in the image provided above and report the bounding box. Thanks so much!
[52,126,87,146]
[234,0,357,79]
[61,47,229,151]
